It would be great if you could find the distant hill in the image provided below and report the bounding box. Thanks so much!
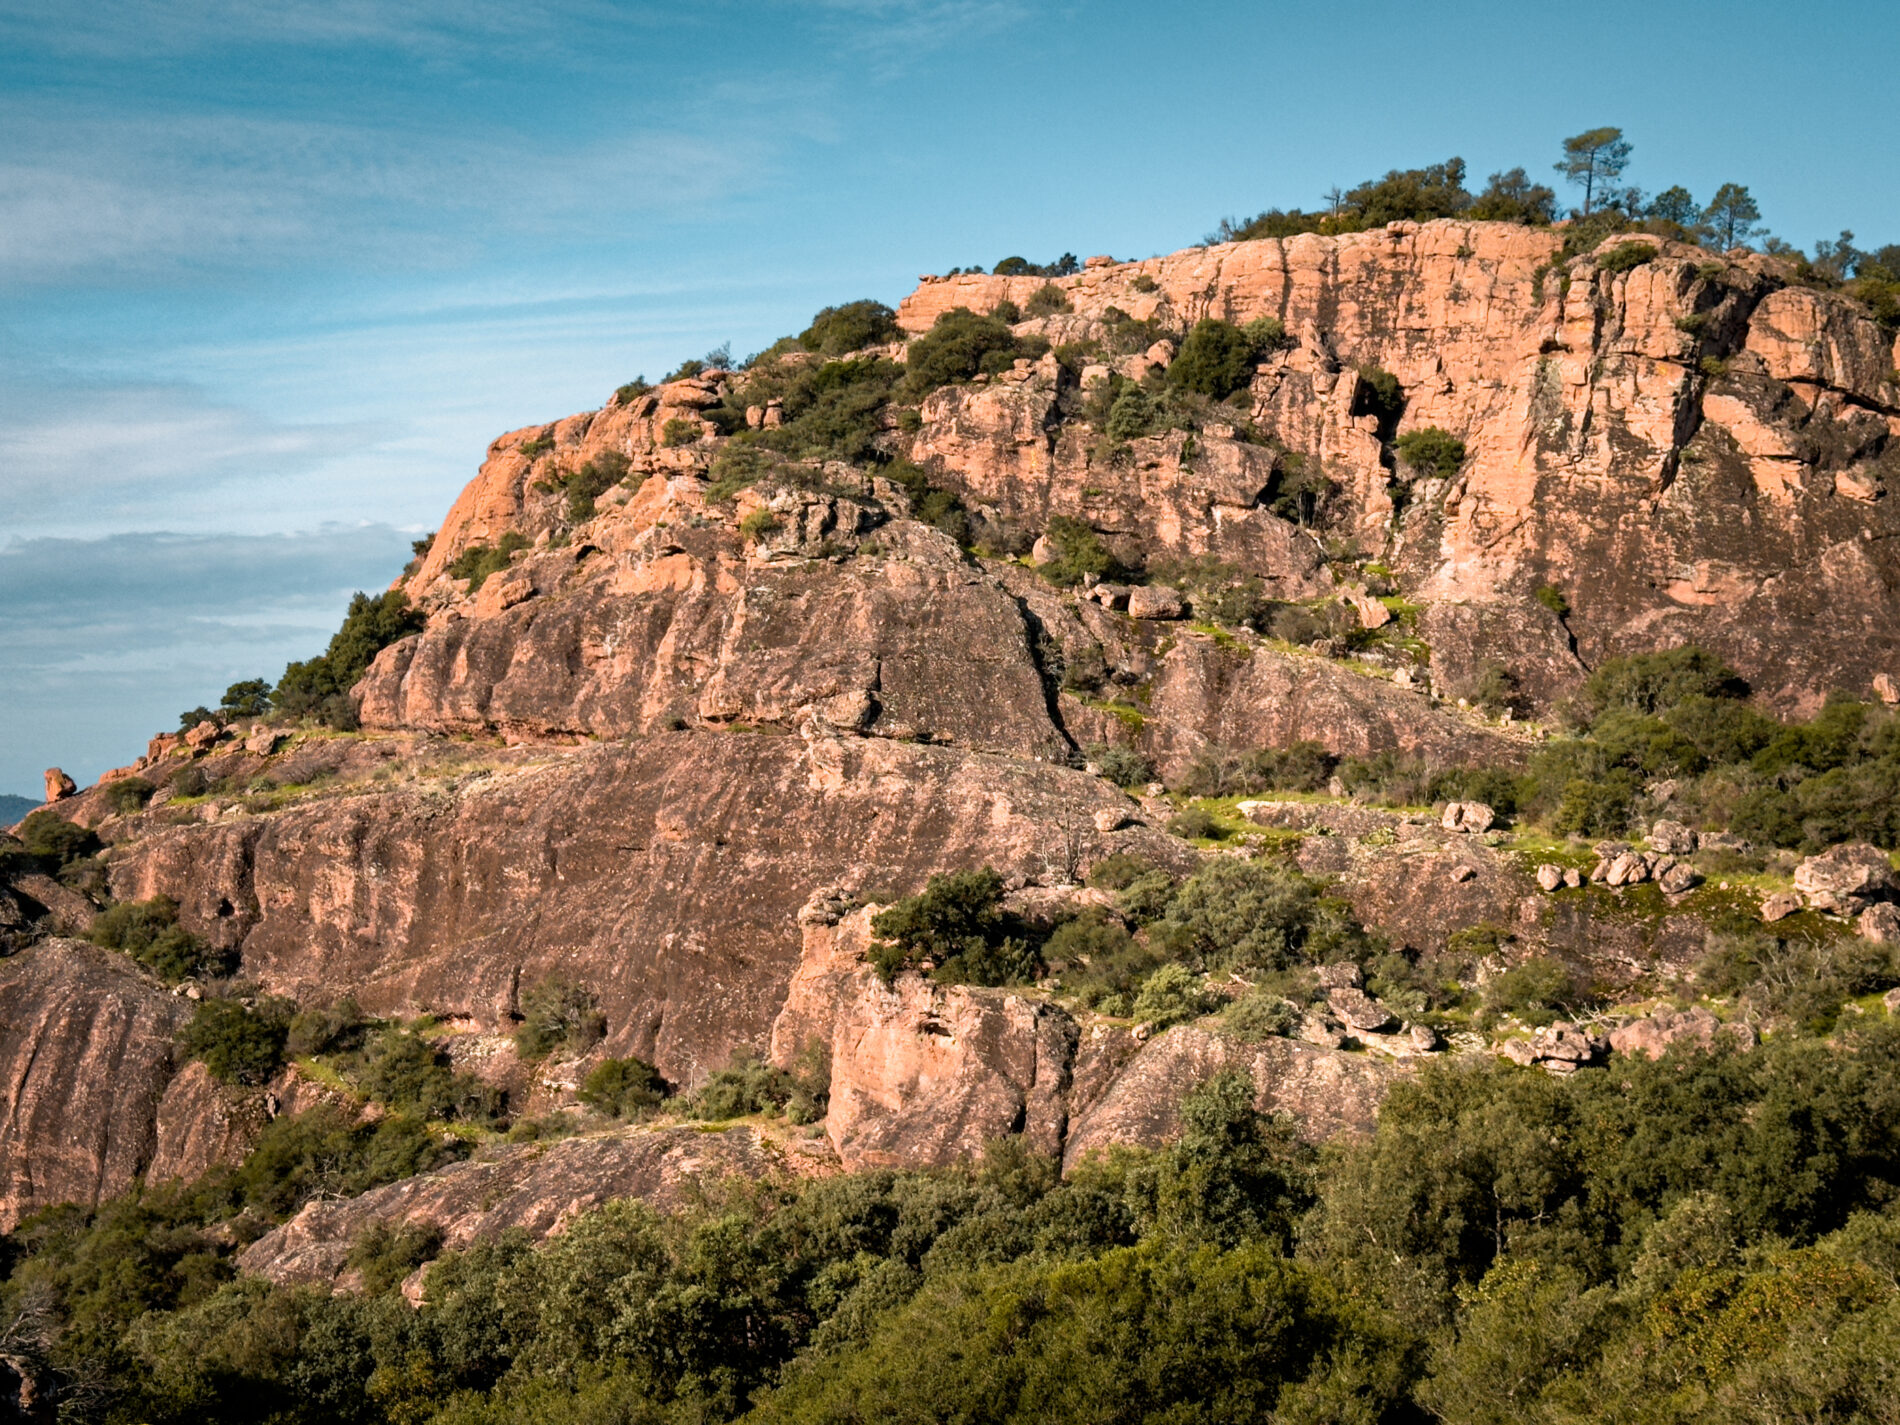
[0,794,38,825]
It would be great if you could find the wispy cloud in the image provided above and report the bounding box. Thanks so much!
[0,375,376,529]
[0,524,415,790]
[0,103,773,285]
[0,0,636,62]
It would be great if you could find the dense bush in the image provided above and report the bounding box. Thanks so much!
[659,417,699,448]
[993,253,1080,277]
[683,1044,829,1125]
[1598,239,1660,273]
[1023,282,1072,318]
[1175,740,1337,797]
[360,1029,506,1125]
[555,451,630,521]
[1084,742,1153,788]
[513,979,607,1059]
[798,299,898,356]
[180,997,290,1085]
[1393,425,1468,478]
[578,1056,668,1119]
[1035,515,1123,587]
[16,1021,1900,1424]
[17,808,100,871]
[102,776,155,815]
[1152,857,1368,973]
[89,894,236,982]
[869,868,1037,986]
[900,307,1045,399]
[1166,318,1263,399]
[274,589,426,726]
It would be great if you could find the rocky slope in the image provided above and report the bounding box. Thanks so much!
[5,216,1898,1250]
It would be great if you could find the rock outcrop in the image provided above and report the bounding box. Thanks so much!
[900,225,1900,714]
[15,217,1900,1245]
[239,1124,819,1287]
[0,940,187,1229]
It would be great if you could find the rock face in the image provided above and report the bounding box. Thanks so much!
[111,733,1176,1092]
[1062,1026,1394,1169]
[899,225,1900,714]
[0,940,188,1229]
[18,217,1900,1242]
[239,1125,808,1287]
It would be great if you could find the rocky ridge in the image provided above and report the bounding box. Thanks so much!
[6,217,1900,1257]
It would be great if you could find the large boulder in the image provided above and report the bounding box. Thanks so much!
[1609,1005,1755,1060]
[1793,842,1898,915]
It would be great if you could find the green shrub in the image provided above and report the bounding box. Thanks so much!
[578,1057,668,1119]
[1130,963,1217,1028]
[1036,515,1122,587]
[1353,365,1406,429]
[517,434,555,458]
[1086,852,1158,891]
[1176,741,1337,798]
[361,1030,504,1125]
[513,979,607,1060]
[1481,957,1579,1026]
[89,894,235,981]
[1024,283,1073,318]
[444,532,530,594]
[1597,241,1659,274]
[181,998,290,1085]
[992,254,1080,277]
[1549,769,1643,836]
[1085,743,1153,788]
[705,443,775,502]
[17,808,98,870]
[345,1220,444,1296]
[1131,274,1159,293]
[101,776,155,815]
[1393,426,1468,478]
[1104,384,1155,443]
[559,450,631,521]
[1582,645,1748,721]
[233,1104,466,1218]
[286,997,364,1057]
[1225,990,1300,1041]
[869,868,1037,986]
[218,679,273,719]
[901,308,1024,398]
[738,507,780,542]
[1166,806,1222,841]
[1697,931,1899,1033]
[1156,858,1365,973]
[660,417,700,448]
[1167,318,1260,400]
[613,378,651,405]
[684,1045,828,1125]
[1534,583,1570,617]
[800,300,899,356]
[274,588,426,725]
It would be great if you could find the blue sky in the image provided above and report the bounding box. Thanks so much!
[3,0,1897,796]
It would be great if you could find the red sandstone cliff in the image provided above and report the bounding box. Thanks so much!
[6,217,1898,1240]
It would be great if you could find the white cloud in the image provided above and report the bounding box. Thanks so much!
[0,525,416,792]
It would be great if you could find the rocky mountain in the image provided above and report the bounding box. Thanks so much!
[4,214,1899,1265]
